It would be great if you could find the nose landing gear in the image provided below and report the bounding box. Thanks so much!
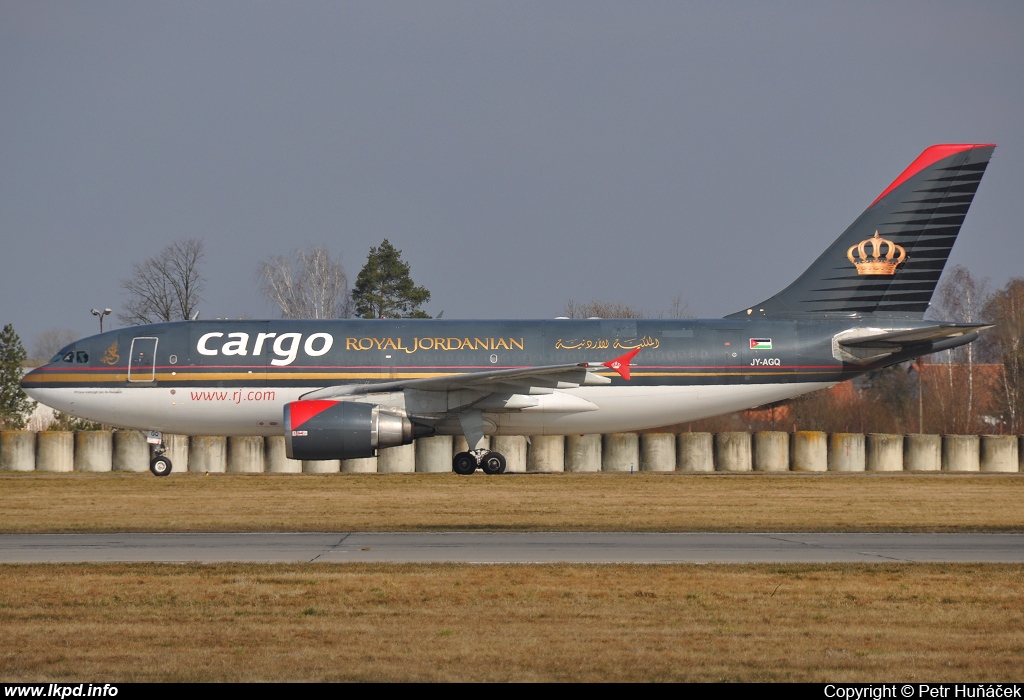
[149,454,172,476]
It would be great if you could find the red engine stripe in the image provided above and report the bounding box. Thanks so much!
[288,400,338,429]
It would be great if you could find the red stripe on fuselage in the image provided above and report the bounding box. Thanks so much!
[870,143,994,207]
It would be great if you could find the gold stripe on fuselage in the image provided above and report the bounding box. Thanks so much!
[24,367,841,386]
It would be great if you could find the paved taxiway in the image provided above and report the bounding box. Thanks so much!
[1,532,1022,563]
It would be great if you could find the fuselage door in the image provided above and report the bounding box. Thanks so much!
[713,330,744,366]
[128,337,158,382]
[713,329,747,383]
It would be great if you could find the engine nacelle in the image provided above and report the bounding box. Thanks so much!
[284,400,432,460]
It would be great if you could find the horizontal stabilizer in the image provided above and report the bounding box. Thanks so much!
[832,323,991,365]
[837,323,993,349]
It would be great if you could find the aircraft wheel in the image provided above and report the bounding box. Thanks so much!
[481,452,506,475]
[150,455,173,477]
[452,452,477,475]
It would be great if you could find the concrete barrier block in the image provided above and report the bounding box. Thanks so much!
[866,434,903,472]
[36,431,73,472]
[904,434,941,472]
[828,433,865,472]
[112,430,149,472]
[791,431,827,472]
[942,435,980,472]
[0,431,36,472]
[415,436,453,473]
[527,435,564,473]
[677,433,714,472]
[228,436,265,473]
[492,436,527,473]
[341,456,377,473]
[980,435,1017,473]
[378,443,416,473]
[602,433,640,472]
[715,432,752,472]
[640,433,676,472]
[265,435,302,473]
[753,431,789,472]
[189,436,227,473]
[303,459,340,474]
[565,434,601,472]
[74,431,112,472]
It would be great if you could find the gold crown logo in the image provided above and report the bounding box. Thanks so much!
[101,341,120,365]
[847,231,906,276]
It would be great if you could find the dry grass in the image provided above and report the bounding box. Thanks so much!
[0,472,1022,533]
[0,562,1022,682]
[4,474,1022,682]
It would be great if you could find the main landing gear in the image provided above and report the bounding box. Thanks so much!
[452,449,507,475]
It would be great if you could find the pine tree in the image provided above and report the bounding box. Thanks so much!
[351,239,431,319]
[0,324,34,430]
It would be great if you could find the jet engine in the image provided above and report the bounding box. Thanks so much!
[284,400,433,460]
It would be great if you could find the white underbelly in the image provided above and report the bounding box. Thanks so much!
[30,381,833,437]
[491,382,833,435]
[28,386,310,436]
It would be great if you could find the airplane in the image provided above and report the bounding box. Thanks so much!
[21,143,996,476]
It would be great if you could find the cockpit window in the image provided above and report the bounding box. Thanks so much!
[76,351,89,363]
[62,352,74,363]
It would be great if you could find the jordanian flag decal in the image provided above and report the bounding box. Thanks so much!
[749,338,772,350]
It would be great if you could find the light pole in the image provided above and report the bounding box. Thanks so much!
[91,308,111,333]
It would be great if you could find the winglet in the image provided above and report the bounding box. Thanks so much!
[602,347,642,381]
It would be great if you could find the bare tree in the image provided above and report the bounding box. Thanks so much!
[561,294,693,319]
[258,246,352,319]
[31,328,78,363]
[982,278,1024,433]
[929,265,990,432]
[666,293,695,319]
[562,299,646,319]
[119,239,205,325]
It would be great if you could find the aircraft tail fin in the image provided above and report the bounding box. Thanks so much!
[728,144,995,320]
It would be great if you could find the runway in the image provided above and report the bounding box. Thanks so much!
[1,532,1022,563]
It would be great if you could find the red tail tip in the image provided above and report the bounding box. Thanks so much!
[871,143,995,207]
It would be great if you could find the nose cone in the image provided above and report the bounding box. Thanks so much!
[20,365,46,401]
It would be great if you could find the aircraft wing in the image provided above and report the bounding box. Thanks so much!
[837,323,993,349]
[298,347,642,401]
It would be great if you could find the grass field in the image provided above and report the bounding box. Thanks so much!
[1,562,1022,682]
[2,473,1022,682]
[0,471,1022,533]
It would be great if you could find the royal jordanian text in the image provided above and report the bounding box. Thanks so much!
[196,332,525,365]
[344,336,524,353]
[824,686,1022,699]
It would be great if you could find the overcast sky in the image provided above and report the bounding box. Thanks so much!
[2,1,1022,348]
